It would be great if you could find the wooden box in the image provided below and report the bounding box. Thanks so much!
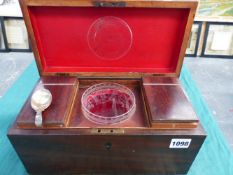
[8,0,206,174]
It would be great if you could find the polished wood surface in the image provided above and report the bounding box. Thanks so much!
[10,1,205,174]
[175,3,197,77]
[69,79,149,128]
[143,76,179,84]
[19,0,198,77]
[16,77,199,129]
[16,78,150,129]
[25,0,198,8]
[9,75,206,174]
[143,77,199,129]
[8,124,206,175]
[16,77,76,127]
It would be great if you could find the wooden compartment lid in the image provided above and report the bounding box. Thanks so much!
[143,77,199,129]
[16,77,77,127]
[20,0,198,77]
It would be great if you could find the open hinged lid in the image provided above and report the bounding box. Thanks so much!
[20,0,198,77]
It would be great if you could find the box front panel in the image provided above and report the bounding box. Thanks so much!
[8,133,205,175]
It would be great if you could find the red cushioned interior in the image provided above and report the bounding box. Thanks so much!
[28,7,189,73]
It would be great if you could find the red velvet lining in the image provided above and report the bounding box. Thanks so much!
[29,7,189,73]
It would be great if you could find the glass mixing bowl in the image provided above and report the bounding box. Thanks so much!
[81,83,136,125]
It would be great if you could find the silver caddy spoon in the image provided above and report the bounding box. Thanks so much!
[31,88,52,127]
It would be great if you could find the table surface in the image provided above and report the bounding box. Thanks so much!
[185,57,233,150]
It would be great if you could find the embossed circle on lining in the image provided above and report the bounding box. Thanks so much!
[87,16,133,60]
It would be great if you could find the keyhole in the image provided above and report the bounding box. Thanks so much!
[105,142,112,150]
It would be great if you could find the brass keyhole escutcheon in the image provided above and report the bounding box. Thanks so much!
[91,128,125,134]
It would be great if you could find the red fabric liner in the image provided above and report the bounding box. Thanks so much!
[29,7,189,73]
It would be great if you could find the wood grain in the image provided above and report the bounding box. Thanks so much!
[68,79,149,128]
[143,77,199,129]
[16,76,76,127]
[10,76,205,174]
[8,124,206,175]
[175,3,197,77]
[19,0,198,77]
[24,0,198,8]
[9,1,205,174]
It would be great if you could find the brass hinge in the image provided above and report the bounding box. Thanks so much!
[92,1,126,7]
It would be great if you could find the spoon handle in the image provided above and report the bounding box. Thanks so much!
[35,111,42,127]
